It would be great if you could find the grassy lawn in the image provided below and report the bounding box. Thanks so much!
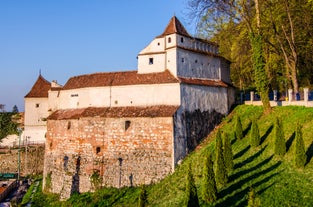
[27,105,313,206]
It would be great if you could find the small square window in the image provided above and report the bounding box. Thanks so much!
[35,104,40,108]
[149,58,154,65]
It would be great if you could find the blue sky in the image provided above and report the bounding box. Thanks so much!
[0,0,195,111]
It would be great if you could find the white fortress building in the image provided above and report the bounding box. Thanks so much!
[24,16,235,197]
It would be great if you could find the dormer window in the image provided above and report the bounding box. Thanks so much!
[149,58,154,65]
[168,37,171,43]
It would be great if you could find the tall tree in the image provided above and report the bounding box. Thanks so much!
[188,0,271,111]
[201,153,217,203]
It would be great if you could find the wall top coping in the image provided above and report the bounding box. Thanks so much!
[47,105,179,120]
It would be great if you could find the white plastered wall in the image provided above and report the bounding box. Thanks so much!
[24,97,49,143]
[55,83,181,110]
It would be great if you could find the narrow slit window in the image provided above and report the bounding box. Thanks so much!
[181,37,184,43]
[125,120,131,131]
[96,147,101,154]
[168,37,171,43]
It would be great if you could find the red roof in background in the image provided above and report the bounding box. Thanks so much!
[25,75,51,98]
[62,70,179,90]
[48,105,179,120]
[158,16,191,38]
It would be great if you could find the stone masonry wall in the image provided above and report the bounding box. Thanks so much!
[0,146,45,176]
[44,117,174,199]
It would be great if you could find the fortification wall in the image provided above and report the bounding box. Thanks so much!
[44,117,174,199]
[0,146,45,175]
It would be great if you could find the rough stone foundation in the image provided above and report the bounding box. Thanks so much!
[44,117,174,199]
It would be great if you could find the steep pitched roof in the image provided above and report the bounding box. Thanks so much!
[48,105,179,120]
[25,75,51,98]
[62,70,179,90]
[158,16,191,38]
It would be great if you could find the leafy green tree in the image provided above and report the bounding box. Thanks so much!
[0,112,19,141]
[250,120,261,147]
[214,130,228,187]
[274,118,286,156]
[235,116,243,140]
[138,185,147,207]
[294,124,307,168]
[185,164,200,207]
[201,153,217,203]
[223,132,234,173]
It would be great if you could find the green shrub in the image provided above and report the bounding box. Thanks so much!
[138,185,147,207]
[274,118,286,156]
[223,132,234,172]
[247,187,260,207]
[294,124,307,168]
[185,164,199,207]
[250,120,261,147]
[214,130,228,187]
[201,153,217,203]
[235,116,243,140]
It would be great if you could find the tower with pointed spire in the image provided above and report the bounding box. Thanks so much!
[138,16,230,84]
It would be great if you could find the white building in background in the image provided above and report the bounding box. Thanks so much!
[23,76,62,144]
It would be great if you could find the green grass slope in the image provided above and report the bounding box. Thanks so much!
[29,105,313,207]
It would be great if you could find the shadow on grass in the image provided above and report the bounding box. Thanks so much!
[243,122,252,137]
[286,132,296,152]
[229,155,273,182]
[260,125,273,145]
[234,145,267,169]
[233,145,250,160]
[306,141,313,165]
[216,163,281,207]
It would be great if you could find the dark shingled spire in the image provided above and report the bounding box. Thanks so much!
[158,16,191,38]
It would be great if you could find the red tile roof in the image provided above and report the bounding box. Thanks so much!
[25,75,51,98]
[62,70,179,90]
[158,16,191,38]
[48,105,179,120]
[179,77,229,88]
